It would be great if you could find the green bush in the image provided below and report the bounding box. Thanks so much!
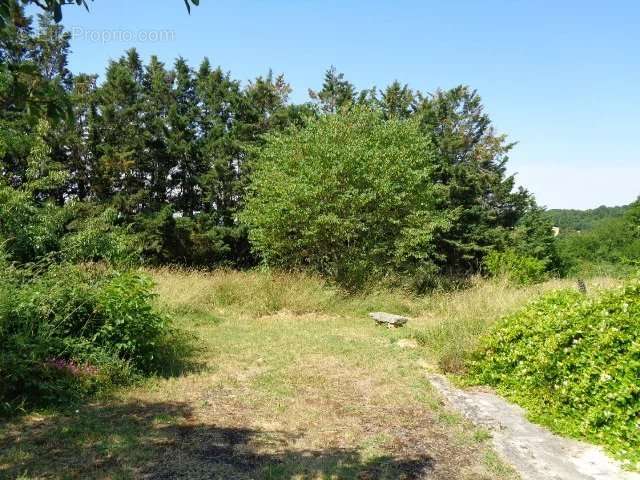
[0,259,176,414]
[484,249,548,285]
[468,280,640,467]
[61,207,138,265]
[0,188,139,266]
[0,186,69,263]
[242,108,457,288]
[93,271,168,371]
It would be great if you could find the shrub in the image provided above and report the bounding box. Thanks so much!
[484,249,548,285]
[61,207,138,265]
[468,280,640,467]
[93,271,168,371]
[0,259,176,414]
[241,108,456,288]
[134,207,252,267]
[0,186,69,263]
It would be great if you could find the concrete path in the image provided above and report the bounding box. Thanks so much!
[428,374,640,480]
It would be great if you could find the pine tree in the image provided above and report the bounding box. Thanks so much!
[93,49,147,210]
[142,55,173,209]
[0,2,68,186]
[416,86,530,272]
[30,12,71,88]
[167,57,201,217]
[308,66,356,113]
[61,73,96,200]
[380,81,415,119]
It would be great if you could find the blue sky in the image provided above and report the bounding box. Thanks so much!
[53,0,639,209]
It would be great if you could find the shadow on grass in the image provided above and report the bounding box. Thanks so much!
[0,400,434,479]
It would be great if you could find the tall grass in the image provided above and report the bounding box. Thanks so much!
[150,267,340,318]
[149,267,620,372]
[150,267,441,320]
[410,276,620,372]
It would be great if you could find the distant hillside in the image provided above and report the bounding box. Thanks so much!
[547,204,632,232]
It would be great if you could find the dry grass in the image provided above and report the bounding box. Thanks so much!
[407,276,619,373]
[151,267,617,373]
[2,268,617,479]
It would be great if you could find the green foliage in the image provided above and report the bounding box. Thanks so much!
[308,66,356,113]
[0,185,68,261]
[61,206,137,264]
[548,204,631,232]
[0,260,178,413]
[415,86,533,272]
[484,249,548,285]
[92,271,168,371]
[469,281,640,467]
[512,207,562,271]
[0,116,71,261]
[243,105,536,289]
[3,7,549,274]
[242,108,452,288]
[0,3,567,284]
[0,119,132,265]
[0,0,198,26]
[556,199,640,277]
[0,8,71,121]
[484,205,562,285]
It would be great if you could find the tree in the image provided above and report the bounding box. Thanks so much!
[1,3,70,187]
[0,0,199,25]
[196,59,243,225]
[92,49,147,209]
[308,66,356,114]
[0,118,69,261]
[511,204,562,272]
[626,198,640,232]
[2,3,557,275]
[555,199,640,275]
[30,12,71,87]
[167,57,201,217]
[380,81,415,119]
[415,86,531,272]
[141,55,173,209]
[63,72,97,200]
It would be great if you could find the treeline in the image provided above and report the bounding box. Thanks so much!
[548,204,631,232]
[553,200,640,276]
[0,6,562,284]
[2,7,312,266]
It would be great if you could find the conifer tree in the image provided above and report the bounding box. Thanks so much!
[380,81,415,119]
[63,73,97,200]
[309,66,356,113]
[142,55,173,209]
[93,50,146,209]
[167,57,201,217]
[415,86,531,272]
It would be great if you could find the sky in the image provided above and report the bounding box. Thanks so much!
[50,0,640,210]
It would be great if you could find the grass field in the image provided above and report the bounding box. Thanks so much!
[0,270,617,479]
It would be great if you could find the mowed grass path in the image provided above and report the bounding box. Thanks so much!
[2,270,614,479]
